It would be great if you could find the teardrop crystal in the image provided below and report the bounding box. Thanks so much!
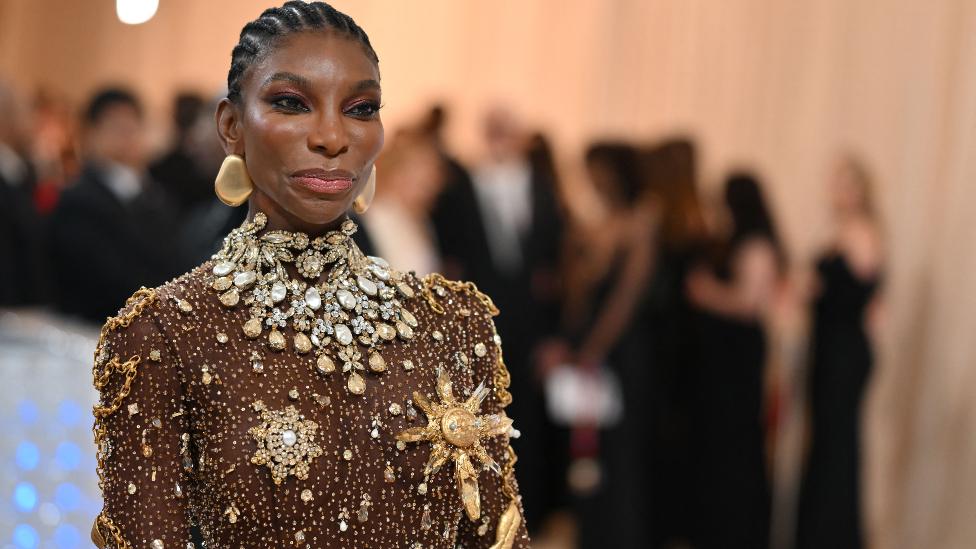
[243,317,262,339]
[335,324,353,345]
[305,286,322,310]
[234,271,257,288]
[337,289,357,310]
[368,352,387,372]
[211,276,232,291]
[219,288,240,307]
[213,261,235,277]
[271,281,288,303]
[357,275,378,296]
[347,372,366,395]
[294,333,312,354]
[375,323,396,341]
[316,354,335,374]
[400,309,418,328]
[268,329,286,351]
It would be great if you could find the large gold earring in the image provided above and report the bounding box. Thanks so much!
[214,154,253,207]
[352,166,376,214]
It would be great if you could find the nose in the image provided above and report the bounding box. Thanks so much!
[308,108,350,157]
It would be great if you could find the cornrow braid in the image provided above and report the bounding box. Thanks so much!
[226,1,379,103]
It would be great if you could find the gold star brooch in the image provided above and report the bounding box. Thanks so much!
[250,404,323,485]
[396,367,514,521]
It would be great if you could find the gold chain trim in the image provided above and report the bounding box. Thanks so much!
[493,355,513,408]
[500,444,519,501]
[91,511,132,549]
[421,273,500,316]
[421,274,512,407]
[91,288,158,493]
[92,356,141,418]
[91,287,157,418]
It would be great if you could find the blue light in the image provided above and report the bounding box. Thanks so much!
[15,441,40,470]
[13,482,37,512]
[17,400,39,424]
[53,524,82,549]
[12,523,38,548]
[54,483,83,512]
[57,400,84,426]
[55,442,82,471]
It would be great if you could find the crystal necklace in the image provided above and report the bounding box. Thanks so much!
[208,212,419,395]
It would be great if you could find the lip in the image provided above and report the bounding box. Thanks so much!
[289,168,356,195]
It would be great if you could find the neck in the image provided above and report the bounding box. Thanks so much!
[248,190,348,236]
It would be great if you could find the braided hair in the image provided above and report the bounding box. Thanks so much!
[226,1,378,103]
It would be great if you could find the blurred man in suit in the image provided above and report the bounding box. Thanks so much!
[48,87,186,323]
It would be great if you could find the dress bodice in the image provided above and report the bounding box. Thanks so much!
[90,215,529,549]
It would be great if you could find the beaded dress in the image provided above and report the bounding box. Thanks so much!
[90,213,530,548]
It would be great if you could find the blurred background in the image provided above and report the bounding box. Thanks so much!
[1,0,975,548]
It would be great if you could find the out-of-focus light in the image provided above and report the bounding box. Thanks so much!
[54,442,81,471]
[38,502,61,526]
[52,524,81,549]
[54,483,82,512]
[12,524,39,548]
[17,400,39,424]
[116,0,159,25]
[15,441,40,470]
[13,482,38,512]
[57,400,83,427]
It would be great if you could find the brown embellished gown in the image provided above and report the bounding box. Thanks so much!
[90,215,530,548]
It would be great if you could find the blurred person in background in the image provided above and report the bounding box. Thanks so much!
[360,129,444,275]
[795,155,883,549]
[686,172,785,549]
[47,87,185,323]
[30,88,81,214]
[430,105,564,535]
[424,104,485,280]
[149,92,214,213]
[639,137,710,548]
[177,94,250,264]
[0,76,48,306]
[557,142,655,548]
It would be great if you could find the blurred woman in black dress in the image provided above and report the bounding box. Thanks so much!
[687,172,784,549]
[796,156,883,549]
[640,138,709,547]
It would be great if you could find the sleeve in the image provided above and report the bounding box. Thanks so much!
[91,289,194,549]
[428,277,531,549]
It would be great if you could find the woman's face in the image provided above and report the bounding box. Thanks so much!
[829,159,865,216]
[217,31,383,230]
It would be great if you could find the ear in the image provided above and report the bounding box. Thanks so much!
[215,98,244,156]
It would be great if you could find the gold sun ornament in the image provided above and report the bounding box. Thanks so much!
[396,367,514,521]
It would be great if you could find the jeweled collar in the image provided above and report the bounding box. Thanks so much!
[208,212,420,395]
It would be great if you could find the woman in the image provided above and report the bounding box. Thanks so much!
[555,142,655,548]
[360,130,444,276]
[89,3,530,548]
[796,156,883,549]
[639,138,709,547]
[686,173,783,549]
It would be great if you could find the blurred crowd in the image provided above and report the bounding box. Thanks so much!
[0,76,884,549]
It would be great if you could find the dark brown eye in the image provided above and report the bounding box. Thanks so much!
[346,101,381,119]
[271,95,309,112]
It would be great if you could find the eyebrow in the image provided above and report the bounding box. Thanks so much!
[262,73,381,94]
[262,71,312,89]
[352,79,381,93]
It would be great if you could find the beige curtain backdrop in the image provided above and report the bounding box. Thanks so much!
[2,0,975,546]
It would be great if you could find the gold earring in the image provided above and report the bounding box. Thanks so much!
[353,166,376,214]
[214,154,253,207]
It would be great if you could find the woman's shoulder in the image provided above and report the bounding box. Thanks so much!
[97,262,216,343]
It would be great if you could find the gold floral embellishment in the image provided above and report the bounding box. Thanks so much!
[250,405,323,485]
[396,368,514,521]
